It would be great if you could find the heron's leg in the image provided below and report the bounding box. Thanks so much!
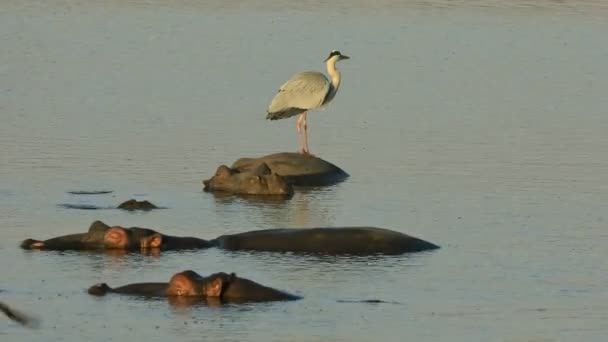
[302,112,310,154]
[296,113,305,153]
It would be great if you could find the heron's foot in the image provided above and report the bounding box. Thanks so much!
[298,149,315,157]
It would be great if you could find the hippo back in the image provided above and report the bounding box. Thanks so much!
[216,227,439,255]
[222,277,300,302]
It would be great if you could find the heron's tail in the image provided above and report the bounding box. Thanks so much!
[266,108,303,120]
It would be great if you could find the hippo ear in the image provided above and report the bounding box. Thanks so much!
[141,233,163,249]
[215,165,232,178]
[204,277,224,297]
[251,162,272,176]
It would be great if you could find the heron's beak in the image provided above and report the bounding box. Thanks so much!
[340,55,350,60]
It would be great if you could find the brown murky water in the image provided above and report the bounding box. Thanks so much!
[1,1,607,341]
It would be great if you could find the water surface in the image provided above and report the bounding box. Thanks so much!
[1,1,607,341]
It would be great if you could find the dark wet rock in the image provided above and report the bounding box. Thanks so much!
[117,199,159,211]
[67,190,113,195]
[203,164,293,197]
[231,152,348,186]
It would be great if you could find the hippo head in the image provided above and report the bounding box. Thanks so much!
[20,239,45,250]
[139,233,163,249]
[203,164,293,196]
[88,283,112,296]
[166,270,236,297]
[167,271,206,296]
[242,173,292,196]
[103,227,132,249]
[202,165,233,190]
[103,226,163,250]
[200,272,236,297]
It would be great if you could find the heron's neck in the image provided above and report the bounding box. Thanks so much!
[326,59,341,91]
[324,59,341,104]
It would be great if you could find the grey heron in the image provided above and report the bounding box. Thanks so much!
[266,50,350,154]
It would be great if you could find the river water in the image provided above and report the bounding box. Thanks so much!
[1,1,607,341]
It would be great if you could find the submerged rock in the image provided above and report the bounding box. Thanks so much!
[231,152,348,186]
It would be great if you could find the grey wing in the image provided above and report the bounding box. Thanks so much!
[267,71,330,113]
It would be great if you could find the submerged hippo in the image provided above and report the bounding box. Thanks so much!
[88,270,300,303]
[20,221,210,251]
[117,199,159,211]
[21,221,439,255]
[214,227,439,255]
[232,152,348,186]
[59,199,162,211]
[203,163,293,197]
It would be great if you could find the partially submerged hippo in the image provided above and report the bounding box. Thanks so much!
[214,227,439,255]
[203,163,293,197]
[88,270,300,303]
[20,221,210,251]
[59,199,162,211]
[117,199,159,211]
[232,152,348,186]
[21,221,439,255]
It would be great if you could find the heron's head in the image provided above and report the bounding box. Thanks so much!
[325,50,350,63]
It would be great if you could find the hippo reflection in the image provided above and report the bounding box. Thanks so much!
[21,221,439,255]
[88,270,300,303]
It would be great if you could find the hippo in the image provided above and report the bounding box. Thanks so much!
[213,227,439,255]
[20,221,439,255]
[203,163,294,197]
[117,199,159,211]
[88,270,300,303]
[231,152,348,186]
[20,221,211,251]
[59,199,161,211]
